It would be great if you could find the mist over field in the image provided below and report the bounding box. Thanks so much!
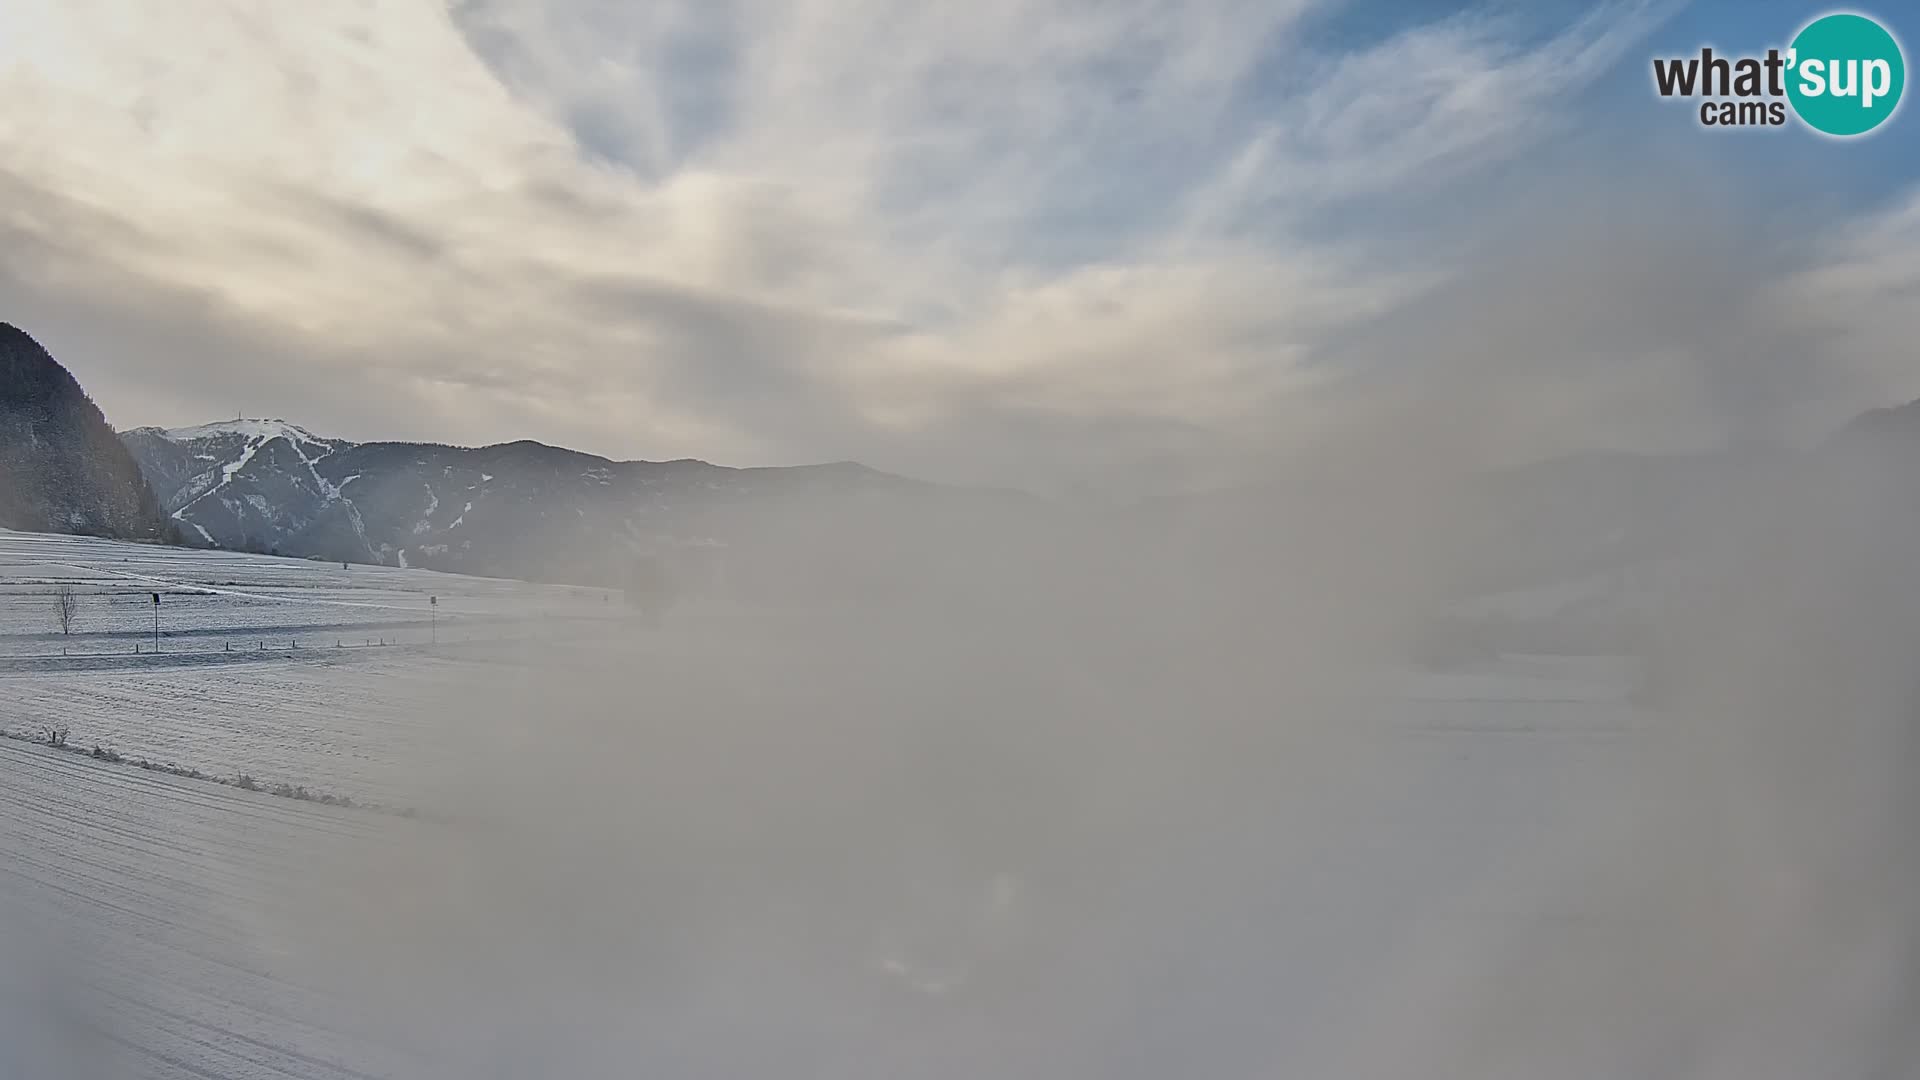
[9,394,1917,1077]
[142,428,1887,1080]
[6,0,1920,1077]
[6,183,1920,1074]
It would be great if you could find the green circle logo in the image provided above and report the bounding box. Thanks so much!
[1787,13,1905,136]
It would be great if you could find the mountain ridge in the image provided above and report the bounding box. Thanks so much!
[118,416,1006,596]
[0,323,170,541]
[123,418,892,477]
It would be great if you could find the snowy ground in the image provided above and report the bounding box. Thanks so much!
[0,666,1651,1078]
[0,740,426,1078]
[0,528,661,805]
[0,529,630,656]
[0,527,1683,1078]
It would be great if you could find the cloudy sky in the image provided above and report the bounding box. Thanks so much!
[1,0,1916,491]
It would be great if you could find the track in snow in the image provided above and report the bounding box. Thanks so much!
[0,740,420,1079]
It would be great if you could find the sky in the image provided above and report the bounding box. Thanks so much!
[1,0,1917,493]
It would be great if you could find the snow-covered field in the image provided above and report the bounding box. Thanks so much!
[0,666,1652,1078]
[0,526,1687,1078]
[0,740,427,1078]
[0,529,662,805]
[0,529,628,655]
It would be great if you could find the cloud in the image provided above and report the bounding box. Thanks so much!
[3,0,1910,491]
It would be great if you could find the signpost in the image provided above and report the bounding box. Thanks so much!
[150,592,160,653]
[429,595,438,645]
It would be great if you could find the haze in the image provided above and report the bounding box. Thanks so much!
[2,2,1918,1078]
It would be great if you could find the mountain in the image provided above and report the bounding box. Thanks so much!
[1831,397,1920,447]
[0,323,169,540]
[120,419,1011,595]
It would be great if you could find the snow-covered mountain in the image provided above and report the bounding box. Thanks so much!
[119,397,1920,622]
[120,419,968,591]
[121,420,354,550]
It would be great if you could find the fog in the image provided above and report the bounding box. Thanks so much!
[6,178,1920,1077]
[128,409,1886,1079]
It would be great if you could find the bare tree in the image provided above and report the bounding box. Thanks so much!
[54,587,79,636]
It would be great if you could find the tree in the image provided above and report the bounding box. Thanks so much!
[54,587,79,635]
